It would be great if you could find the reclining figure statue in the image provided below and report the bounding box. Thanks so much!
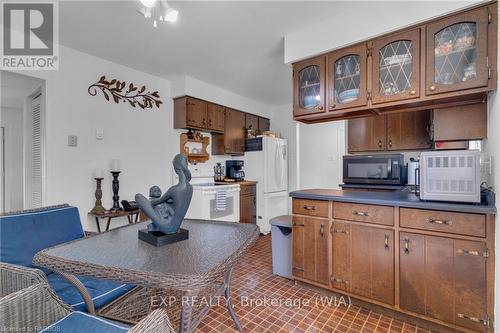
[135,154,193,234]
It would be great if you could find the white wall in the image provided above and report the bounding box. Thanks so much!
[0,107,23,211]
[284,1,478,63]
[5,46,274,231]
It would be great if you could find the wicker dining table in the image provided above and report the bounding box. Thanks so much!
[33,219,260,333]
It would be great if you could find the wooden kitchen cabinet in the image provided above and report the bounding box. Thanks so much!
[347,115,386,152]
[292,216,329,286]
[426,7,490,96]
[400,233,488,332]
[292,2,497,124]
[331,222,394,305]
[174,96,208,130]
[293,56,326,117]
[433,103,487,141]
[258,117,270,132]
[207,103,225,133]
[213,108,245,155]
[239,183,256,224]
[245,113,259,130]
[386,110,432,150]
[371,28,421,104]
[327,43,368,111]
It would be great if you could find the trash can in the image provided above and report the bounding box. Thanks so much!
[270,215,293,279]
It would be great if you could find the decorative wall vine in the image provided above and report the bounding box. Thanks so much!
[88,75,162,109]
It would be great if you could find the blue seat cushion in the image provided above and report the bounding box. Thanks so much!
[40,312,129,333]
[0,205,84,274]
[47,273,134,312]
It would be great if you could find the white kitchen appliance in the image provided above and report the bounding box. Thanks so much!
[419,150,481,203]
[245,136,288,234]
[185,176,240,222]
[407,158,420,186]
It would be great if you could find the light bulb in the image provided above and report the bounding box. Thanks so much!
[164,7,178,22]
[140,0,157,8]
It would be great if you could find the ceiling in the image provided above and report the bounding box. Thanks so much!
[59,1,340,106]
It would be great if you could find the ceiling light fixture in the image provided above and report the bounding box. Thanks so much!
[138,0,178,27]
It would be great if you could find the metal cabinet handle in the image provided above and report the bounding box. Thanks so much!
[320,224,324,237]
[429,85,436,91]
[303,205,316,211]
[330,103,336,108]
[352,210,368,217]
[457,313,489,326]
[293,223,305,227]
[427,218,451,226]
[331,276,349,284]
[378,140,383,148]
[318,105,324,111]
[293,267,305,272]
[388,139,393,148]
[404,238,410,254]
[410,90,416,95]
[457,249,488,258]
[384,235,389,249]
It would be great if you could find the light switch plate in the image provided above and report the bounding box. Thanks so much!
[95,129,104,140]
[68,135,78,147]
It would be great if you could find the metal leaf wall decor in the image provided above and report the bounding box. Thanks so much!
[88,75,162,109]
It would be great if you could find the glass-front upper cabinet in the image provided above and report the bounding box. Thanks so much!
[327,44,367,111]
[371,29,421,104]
[293,56,326,117]
[426,7,489,95]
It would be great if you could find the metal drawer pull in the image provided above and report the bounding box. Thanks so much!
[293,223,305,227]
[426,218,451,225]
[457,313,489,326]
[384,235,389,249]
[332,229,349,234]
[303,205,316,211]
[404,238,410,254]
[292,267,304,272]
[330,276,349,284]
[352,210,368,217]
[457,249,489,258]
[320,224,324,237]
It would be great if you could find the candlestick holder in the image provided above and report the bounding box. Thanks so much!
[110,171,123,212]
[90,178,106,214]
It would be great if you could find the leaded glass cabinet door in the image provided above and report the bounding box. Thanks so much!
[293,56,326,117]
[328,44,367,111]
[426,7,489,95]
[372,29,420,104]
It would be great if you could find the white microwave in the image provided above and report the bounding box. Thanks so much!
[420,150,481,203]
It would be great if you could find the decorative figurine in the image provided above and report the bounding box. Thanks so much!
[136,154,193,235]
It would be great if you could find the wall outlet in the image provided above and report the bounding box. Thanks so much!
[67,135,78,147]
[95,129,104,140]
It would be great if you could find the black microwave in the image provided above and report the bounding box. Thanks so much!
[343,154,406,185]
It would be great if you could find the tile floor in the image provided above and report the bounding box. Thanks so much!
[197,235,434,333]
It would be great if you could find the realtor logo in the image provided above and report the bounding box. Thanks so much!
[1,1,59,70]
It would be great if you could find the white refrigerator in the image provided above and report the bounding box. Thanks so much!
[245,136,288,234]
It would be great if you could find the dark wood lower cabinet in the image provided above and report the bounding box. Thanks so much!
[400,233,488,332]
[292,198,493,333]
[332,222,394,305]
[292,216,329,286]
[239,183,256,224]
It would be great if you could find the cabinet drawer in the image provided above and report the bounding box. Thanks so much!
[293,199,329,218]
[334,202,393,226]
[400,208,486,237]
[240,184,256,196]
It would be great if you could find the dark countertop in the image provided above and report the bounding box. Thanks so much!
[215,180,258,186]
[290,189,496,214]
[339,183,406,191]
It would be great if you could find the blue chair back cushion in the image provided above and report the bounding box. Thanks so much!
[39,312,129,333]
[46,273,135,312]
[0,206,84,273]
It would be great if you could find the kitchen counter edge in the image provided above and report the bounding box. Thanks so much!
[289,189,496,215]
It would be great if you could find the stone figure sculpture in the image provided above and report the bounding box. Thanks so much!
[135,154,193,234]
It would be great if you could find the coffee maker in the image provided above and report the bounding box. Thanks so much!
[226,160,245,181]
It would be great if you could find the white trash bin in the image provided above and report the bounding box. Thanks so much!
[270,215,293,279]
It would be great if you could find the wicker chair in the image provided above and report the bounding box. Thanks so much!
[0,283,174,333]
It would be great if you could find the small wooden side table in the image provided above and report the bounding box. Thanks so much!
[88,209,140,232]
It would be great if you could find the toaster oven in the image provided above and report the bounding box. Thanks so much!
[419,150,481,203]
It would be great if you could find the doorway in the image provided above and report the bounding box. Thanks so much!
[0,71,45,213]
